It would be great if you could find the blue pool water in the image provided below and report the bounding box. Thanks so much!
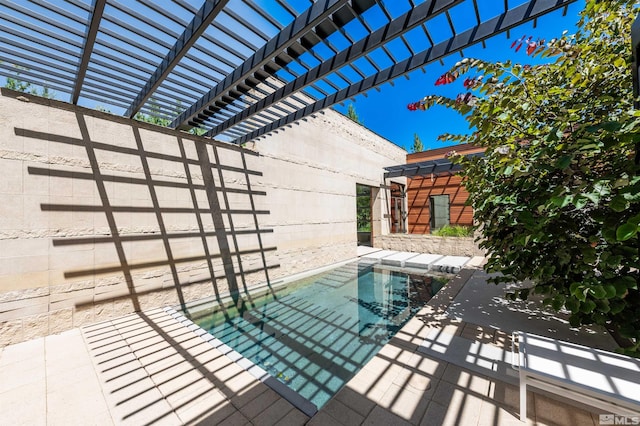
[183,260,451,412]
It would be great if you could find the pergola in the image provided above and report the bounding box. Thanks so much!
[0,0,575,144]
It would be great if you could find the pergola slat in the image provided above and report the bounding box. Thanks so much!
[231,0,576,144]
[0,0,577,139]
[205,0,462,138]
[72,0,106,105]
[169,0,355,129]
[124,0,229,118]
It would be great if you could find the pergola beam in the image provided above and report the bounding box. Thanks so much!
[169,0,354,129]
[231,0,576,145]
[71,0,106,105]
[205,0,464,138]
[124,0,229,118]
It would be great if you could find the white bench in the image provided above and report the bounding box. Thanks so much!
[513,331,640,421]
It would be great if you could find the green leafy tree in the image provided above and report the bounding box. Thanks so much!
[3,65,55,99]
[411,133,424,153]
[134,98,171,126]
[346,103,362,124]
[134,99,206,136]
[409,1,640,355]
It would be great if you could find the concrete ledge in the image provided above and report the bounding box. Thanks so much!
[380,251,419,267]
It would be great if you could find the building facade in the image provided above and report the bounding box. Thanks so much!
[0,89,406,346]
[405,144,484,234]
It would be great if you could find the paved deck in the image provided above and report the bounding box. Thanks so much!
[0,260,614,425]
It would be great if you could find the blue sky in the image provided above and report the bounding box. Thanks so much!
[333,0,587,152]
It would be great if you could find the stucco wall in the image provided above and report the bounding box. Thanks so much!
[0,90,406,346]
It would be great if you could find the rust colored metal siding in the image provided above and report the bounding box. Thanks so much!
[406,144,482,234]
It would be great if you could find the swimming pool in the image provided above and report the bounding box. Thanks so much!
[181,259,452,415]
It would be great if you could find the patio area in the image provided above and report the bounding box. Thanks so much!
[0,256,613,426]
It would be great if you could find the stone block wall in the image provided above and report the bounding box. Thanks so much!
[375,234,485,257]
[0,90,406,346]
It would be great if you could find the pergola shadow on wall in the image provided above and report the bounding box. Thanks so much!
[0,0,575,145]
[2,88,278,328]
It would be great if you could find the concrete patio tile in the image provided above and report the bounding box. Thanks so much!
[0,352,45,393]
[92,349,138,372]
[396,317,434,340]
[533,393,598,426]
[202,349,235,373]
[431,256,470,273]
[405,353,447,379]
[0,382,47,426]
[251,397,296,426]
[378,382,431,424]
[346,373,393,405]
[274,407,309,425]
[84,332,127,353]
[126,332,170,353]
[143,351,190,376]
[108,380,181,426]
[46,363,102,389]
[208,357,246,382]
[381,251,419,267]
[215,410,252,426]
[431,382,484,426]
[487,380,533,411]
[151,363,209,399]
[377,340,416,364]
[420,401,451,426]
[186,340,225,362]
[334,385,377,418]
[387,333,421,351]
[172,386,233,425]
[440,364,491,395]
[47,409,114,426]
[459,322,495,344]
[363,405,412,426]
[323,397,365,426]
[237,387,281,420]
[361,249,397,261]
[0,336,44,366]
[476,401,528,426]
[82,320,114,334]
[46,380,111,424]
[393,368,437,393]
[134,342,181,364]
[98,358,149,389]
[404,253,443,270]
[307,411,344,426]
[227,380,270,409]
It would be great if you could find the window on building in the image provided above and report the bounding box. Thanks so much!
[389,182,406,233]
[356,184,372,246]
[430,194,450,232]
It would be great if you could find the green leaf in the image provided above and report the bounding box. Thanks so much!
[565,298,580,313]
[590,286,607,299]
[551,195,572,208]
[616,223,638,241]
[573,196,588,209]
[610,196,629,212]
[551,296,564,311]
[603,284,617,299]
[579,299,597,314]
[555,155,572,169]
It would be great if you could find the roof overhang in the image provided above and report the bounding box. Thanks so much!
[384,152,484,179]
